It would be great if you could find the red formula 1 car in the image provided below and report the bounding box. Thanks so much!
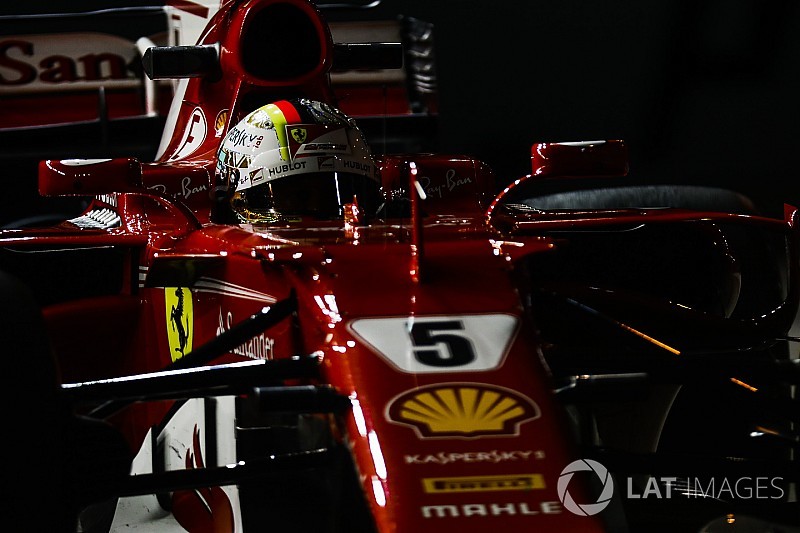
[2,0,800,532]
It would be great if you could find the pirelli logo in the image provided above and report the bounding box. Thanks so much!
[422,474,545,494]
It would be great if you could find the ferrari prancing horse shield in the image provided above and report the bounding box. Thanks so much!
[165,287,193,362]
[290,127,307,143]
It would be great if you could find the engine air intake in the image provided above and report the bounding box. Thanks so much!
[241,2,323,81]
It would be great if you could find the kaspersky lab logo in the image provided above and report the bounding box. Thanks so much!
[557,459,614,516]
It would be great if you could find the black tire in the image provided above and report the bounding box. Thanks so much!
[518,184,758,214]
[0,271,132,532]
[0,270,75,531]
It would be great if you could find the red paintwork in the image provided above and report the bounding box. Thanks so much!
[530,139,630,178]
[0,89,174,129]
[3,1,798,531]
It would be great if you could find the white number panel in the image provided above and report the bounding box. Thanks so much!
[348,314,518,373]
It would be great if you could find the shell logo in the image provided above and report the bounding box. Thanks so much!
[386,383,540,439]
[215,110,229,137]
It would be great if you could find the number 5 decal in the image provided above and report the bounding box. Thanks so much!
[410,320,476,366]
[349,314,518,373]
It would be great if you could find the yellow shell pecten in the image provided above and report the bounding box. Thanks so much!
[392,384,538,437]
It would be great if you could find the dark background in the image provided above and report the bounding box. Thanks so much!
[354,0,800,217]
[3,0,800,217]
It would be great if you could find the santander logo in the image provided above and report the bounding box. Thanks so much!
[0,33,145,91]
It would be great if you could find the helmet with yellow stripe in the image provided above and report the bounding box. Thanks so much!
[215,98,381,224]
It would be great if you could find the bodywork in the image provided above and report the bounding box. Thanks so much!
[2,1,799,532]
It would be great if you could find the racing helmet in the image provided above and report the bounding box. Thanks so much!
[215,98,381,224]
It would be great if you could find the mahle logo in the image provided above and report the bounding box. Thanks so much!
[557,459,614,516]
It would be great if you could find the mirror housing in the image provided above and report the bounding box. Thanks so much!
[331,42,403,71]
[142,44,221,80]
[531,139,629,178]
[142,42,402,80]
[39,158,143,197]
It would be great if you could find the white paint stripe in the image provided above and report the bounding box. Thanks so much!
[191,287,276,303]
[194,277,277,303]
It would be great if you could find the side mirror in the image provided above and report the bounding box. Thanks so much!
[142,44,221,80]
[486,139,629,216]
[39,158,143,197]
[141,42,402,80]
[531,139,629,178]
[331,42,404,71]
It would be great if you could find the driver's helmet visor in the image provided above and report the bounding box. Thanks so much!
[231,171,382,223]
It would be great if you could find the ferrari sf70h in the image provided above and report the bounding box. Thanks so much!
[2,1,799,532]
